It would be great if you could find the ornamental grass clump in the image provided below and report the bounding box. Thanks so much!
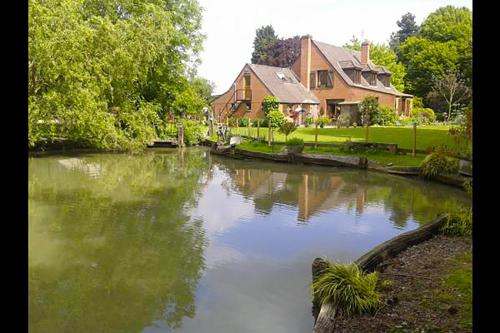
[420,149,459,178]
[312,262,382,316]
[441,210,472,236]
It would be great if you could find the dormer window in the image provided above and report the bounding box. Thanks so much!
[368,72,377,86]
[276,72,286,81]
[354,70,361,84]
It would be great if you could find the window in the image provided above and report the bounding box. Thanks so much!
[310,72,316,88]
[370,73,377,86]
[244,73,251,87]
[354,70,361,84]
[318,70,333,88]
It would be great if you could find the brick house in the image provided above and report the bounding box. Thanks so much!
[211,35,412,125]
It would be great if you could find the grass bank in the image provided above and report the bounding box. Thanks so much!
[231,125,463,151]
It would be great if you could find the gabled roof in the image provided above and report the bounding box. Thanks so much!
[312,40,411,97]
[248,64,320,104]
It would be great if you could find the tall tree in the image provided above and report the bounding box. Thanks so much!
[251,25,278,64]
[29,0,208,150]
[397,6,472,106]
[428,70,471,120]
[389,13,419,52]
[263,36,301,68]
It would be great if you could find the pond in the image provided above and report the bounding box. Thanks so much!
[28,148,470,333]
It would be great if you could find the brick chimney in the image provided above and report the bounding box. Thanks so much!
[361,40,370,65]
[300,35,312,90]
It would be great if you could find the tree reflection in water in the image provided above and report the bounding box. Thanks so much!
[29,150,210,333]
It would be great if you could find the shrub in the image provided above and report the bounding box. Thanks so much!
[337,113,351,128]
[420,150,459,178]
[279,121,298,142]
[304,116,314,127]
[180,119,205,145]
[262,95,280,114]
[359,96,379,125]
[286,138,304,146]
[266,110,285,128]
[316,116,330,128]
[410,107,436,125]
[239,117,251,127]
[441,210,472,236]
[312,262,381,316]
[286,137,304,153]
[227,117,238,127]
[258,118,268,128]
[372,106,398,126]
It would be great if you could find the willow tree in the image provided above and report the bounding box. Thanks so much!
[29,0,207,150]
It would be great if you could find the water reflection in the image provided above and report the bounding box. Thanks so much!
[218,158,468,228]
[29,150,210,333]
[29,148,470,333]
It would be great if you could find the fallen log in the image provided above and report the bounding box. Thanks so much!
[312,214,448,332]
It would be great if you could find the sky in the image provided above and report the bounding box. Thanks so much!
[196,0,472,94]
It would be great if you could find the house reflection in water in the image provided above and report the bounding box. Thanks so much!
[228,168,368,222]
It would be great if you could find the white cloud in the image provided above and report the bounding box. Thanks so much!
[197,0,472,94]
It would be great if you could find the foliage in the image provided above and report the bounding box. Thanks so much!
[389,12,420,52]
[372,106,398,126]
[312,262,381,316]
[266,110,285,128]
[262,36,301,68]
[410,107,436,125]
[398,6,472,104]
[420,149,459,177]
[279,121,298,142]
[239,117,252,127]
[286,137,304,146]
[441,209,472,236]
[180,119,205,145]
[337,113,351,128]
[29,0,207,150]
[359,96,380,126]
[227,117,238,127]
[304,116,314,127]
[316,116,331,128]
[412,96,424,108]
[262,95,280,114]
[251,25,278,64]
[448,105,472,146]
[257,118,268,128]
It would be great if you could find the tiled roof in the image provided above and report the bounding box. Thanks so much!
[312,40,409,97]
[248,64,320,104]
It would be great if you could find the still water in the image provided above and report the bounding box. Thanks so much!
[28,148,470,333]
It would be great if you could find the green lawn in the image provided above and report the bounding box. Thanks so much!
[231,125,463,151]
[236,140,425,167]
[302,146,426,167]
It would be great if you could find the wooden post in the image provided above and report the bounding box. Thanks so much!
[177,124,184,148]
[365,124,369,142]
[268,121,272,146]
[247,118,251,137]
[413,122,417,157]
[315,122,318,149]
[208,110,214,137]
[257,119,260,139]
